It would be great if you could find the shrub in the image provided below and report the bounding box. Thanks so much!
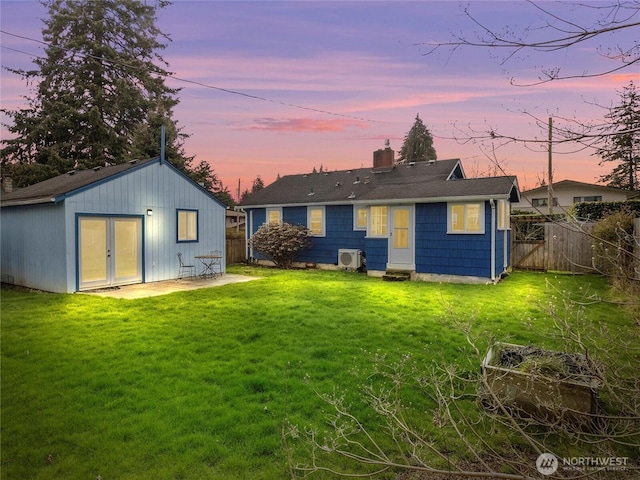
[570,199,640,221]
[249,222,311,269]
[591,210,636,279]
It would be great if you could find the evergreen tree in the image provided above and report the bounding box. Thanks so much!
[398,114,437,163]
[1,0,191,186]
[189,159,235,207]
[596,81,640,191]
[251,175,265,193]
[239,175,265,203]
[189,160,221,192]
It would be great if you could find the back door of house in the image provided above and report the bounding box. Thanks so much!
[78,216,143,290]
[388,205,414,269]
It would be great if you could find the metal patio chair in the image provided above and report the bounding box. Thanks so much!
[177,252,195,280]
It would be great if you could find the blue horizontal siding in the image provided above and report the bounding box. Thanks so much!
[247,205,367,266]
[283,206,306,226]
[415,203,492,278]
[299,205,365,265]
[364,238,387,270]
[248,201,510,278]
[250,208,266,233]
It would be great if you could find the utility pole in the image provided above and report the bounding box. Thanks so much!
[547,117,553,214]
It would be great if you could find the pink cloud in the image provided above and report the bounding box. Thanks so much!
[245,117,369,132]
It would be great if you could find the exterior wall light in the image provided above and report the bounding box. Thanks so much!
[146,209,153,216]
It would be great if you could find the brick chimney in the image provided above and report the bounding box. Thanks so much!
[1,177,13,193]
[373,140,394,168]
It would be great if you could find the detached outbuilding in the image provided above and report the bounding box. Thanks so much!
[241,148,520,283]
[1,157,226,293]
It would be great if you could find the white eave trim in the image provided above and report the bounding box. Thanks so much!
[242,194,514,209]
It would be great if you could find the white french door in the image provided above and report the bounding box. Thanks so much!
[78,216,142,290]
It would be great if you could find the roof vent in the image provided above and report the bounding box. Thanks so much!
[335,182,341,187]
[308,188,315,196]
[353,176,360,184]
[66,170,76,176]
[348,192,356,199]
[129,159,138,164]
[93,166,102,171]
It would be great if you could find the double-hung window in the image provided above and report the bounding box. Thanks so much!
[448,203,484,234]
[308,206,325,236]
[266,208,281,225]
[497,200,510,230]
[354,206,367,231]
[177,209,198,242]
[369,206,388,236]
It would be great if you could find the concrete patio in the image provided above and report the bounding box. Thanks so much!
[80,274,259,299]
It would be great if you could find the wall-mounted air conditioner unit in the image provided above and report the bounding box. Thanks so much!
[338,249,362,269]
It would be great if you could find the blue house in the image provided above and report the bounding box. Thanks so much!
[1,157,226,293]
[240,149,520,283]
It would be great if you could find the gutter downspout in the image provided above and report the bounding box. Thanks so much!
[234,206,250,261]
[504,221,509,273]
[490,199,496,281]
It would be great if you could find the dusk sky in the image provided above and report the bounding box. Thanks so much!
[1,1,638,199]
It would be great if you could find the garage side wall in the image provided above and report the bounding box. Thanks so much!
[1,203,68,293]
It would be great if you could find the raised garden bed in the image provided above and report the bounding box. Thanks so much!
[481,342,602,427]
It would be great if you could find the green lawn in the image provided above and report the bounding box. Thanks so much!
[1,267,637,479]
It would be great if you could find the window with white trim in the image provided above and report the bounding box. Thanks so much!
[354,206,367,230]
[573,195,602,203]
[448,203,484,234]
[177,209,198,242]
[308,206,325,236]
[497,200,510,230]
[532,197,558,207]
[266,208,281,225]
[369,206,388,236]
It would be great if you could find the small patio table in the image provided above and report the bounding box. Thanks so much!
[194,254,222,279]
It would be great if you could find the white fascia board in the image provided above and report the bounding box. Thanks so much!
[245,194,512,210]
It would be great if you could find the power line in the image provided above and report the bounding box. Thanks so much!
[0,29,382,124]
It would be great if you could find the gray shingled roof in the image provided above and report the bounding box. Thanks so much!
[240,159,520,206]
[1,158,158,207]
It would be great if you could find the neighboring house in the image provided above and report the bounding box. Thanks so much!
[240,149,520,283]
[1,157,226,293]
[226,209,246,230]
[513,179,634,213]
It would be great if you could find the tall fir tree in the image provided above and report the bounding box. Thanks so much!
[239,175,266,203]
[398,114,437,163]
[596,81,640,191]
[1,0,192,187]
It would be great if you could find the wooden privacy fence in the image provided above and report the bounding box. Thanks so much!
[512,217,640,275]
[226,236,247,265]
[512,217,595,273]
